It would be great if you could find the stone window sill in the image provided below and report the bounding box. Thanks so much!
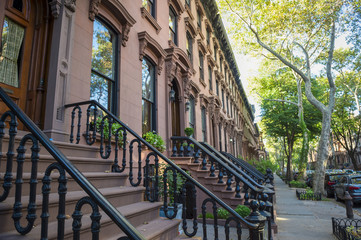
[140,7,161,34]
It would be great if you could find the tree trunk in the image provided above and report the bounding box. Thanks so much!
[313,111,332,195]
[350,153,360,171]
[330,133,336,168]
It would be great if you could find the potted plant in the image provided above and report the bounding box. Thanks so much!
[184,127,194,137]
[143,131,166,152]
[93,117,124,147]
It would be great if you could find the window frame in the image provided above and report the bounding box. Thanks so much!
[143,0,156,18]
[199,51,204,80]
[142,56,157,134]
[201,106,207,142]
[189,95,196,135]
[186,31,193,64]
[208,65,212,91]
[169,6,178,45]
[90,17,119,114]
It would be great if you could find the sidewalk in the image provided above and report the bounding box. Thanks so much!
[274,174,359,240]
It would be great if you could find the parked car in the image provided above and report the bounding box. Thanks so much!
[324,173,348,198]
[305,172,348,198]
[334,175,361,203]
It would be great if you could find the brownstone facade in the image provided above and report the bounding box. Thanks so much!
[0,0,262,160]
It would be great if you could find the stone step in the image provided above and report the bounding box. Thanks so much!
[0,201,177,240]
[0,186,145,233]
[0,171,128,197]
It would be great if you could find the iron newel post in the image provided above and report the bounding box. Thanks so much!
[247,200,267,240]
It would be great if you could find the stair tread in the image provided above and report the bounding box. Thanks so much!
[0,186,145,212]
[0,171,127,180]
[0,201,164,240]
[109,217,181,240]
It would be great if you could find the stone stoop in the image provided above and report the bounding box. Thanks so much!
[170,157,245,209]
[0,133,181,239]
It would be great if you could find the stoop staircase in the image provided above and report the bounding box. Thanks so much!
[0,87,272,240]
[0,131,180,239]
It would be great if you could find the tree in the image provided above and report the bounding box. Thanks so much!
[330,48,361,170]
[217,0,359,194]
[256,64,322,181]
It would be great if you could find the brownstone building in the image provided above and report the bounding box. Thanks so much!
[0,0,261,160]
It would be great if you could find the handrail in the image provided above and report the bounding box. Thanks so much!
[200,142,274,194]
[0,88,146,240]
[171,136,264,194]
[64,100,259,230]
[221,151,265,181]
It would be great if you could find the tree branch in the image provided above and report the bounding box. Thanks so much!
[256,92,299,106]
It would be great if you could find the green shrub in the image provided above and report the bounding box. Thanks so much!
[248,159,278,175]
[96,117,123,145]
[198,212,214,219]
[184,127,194,137]
[235,205,251,218]
[289,180,307,188]
[143,131,166,152]
[217,208,230,219]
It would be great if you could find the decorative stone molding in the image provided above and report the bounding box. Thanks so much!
[197,39,207,54]
[102,0,136,46]
[168,0,185,16]
[184,17,197,38]
[138,31,167,75]
[141,7,162,34]
[64,0,76,11]
[49,0,62,18]
[195,0,205,17]
[207,55,216,68]
[89,0,101,21]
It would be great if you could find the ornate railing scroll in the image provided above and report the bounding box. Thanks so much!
[0,87,146,240]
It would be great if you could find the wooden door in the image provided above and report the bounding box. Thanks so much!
[171,82,181,137]
[0,0,35,115]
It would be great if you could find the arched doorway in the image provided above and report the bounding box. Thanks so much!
[171,79,181,136]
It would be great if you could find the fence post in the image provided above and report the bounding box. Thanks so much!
[247,200,267,240]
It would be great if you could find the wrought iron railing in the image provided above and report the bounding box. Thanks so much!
[65,100,269,239]
[221,151,268,184]
[0,88,145,240]
[332,217,361,240]
[170,136,273,203]
[296,189,322,201]
[200,142,273,190]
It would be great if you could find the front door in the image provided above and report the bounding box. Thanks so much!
[171,80,180,136]
[0,0,36,116]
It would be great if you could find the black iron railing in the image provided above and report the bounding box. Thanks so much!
[332,217,361,240]
[221,151,268,184]
[65,100,269,239]
[296,189,322,201]
[171,136,273,203]
[200,142,273,191]
[0,88,145,240]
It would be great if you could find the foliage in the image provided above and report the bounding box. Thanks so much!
[182,142,195,148]
[158,163,188,204]
[184,127,194,137]
[143,131,166,152]
[235,205,251,218]
[346,225,361,238]
[248,158,278,175]
[289,180,307,188]
[95,117,123,146]
[217,208,230,219]
[197,212,215,219]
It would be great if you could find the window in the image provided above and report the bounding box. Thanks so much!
[231,104,233,118]
[201,107,207,142]
[197,11,202,30]
[143,0,155,17]
[219,124,222,151]
[169,6,177,45]
[225,70,227,83]
[224,128,227,152]
[142,57,157,134]
[186,31,193,64]
[189,96,195,134]
[214,46,217,62]
[208,66,212,91]
[222,89,225,109]
[226,95,229,114]
[90,19,117,112]
[199,51,204,80]
[216,80,219,96]
[206,30,210,45]
[186,0,191,8]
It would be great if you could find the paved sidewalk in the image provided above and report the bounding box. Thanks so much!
[274,174,359,240]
